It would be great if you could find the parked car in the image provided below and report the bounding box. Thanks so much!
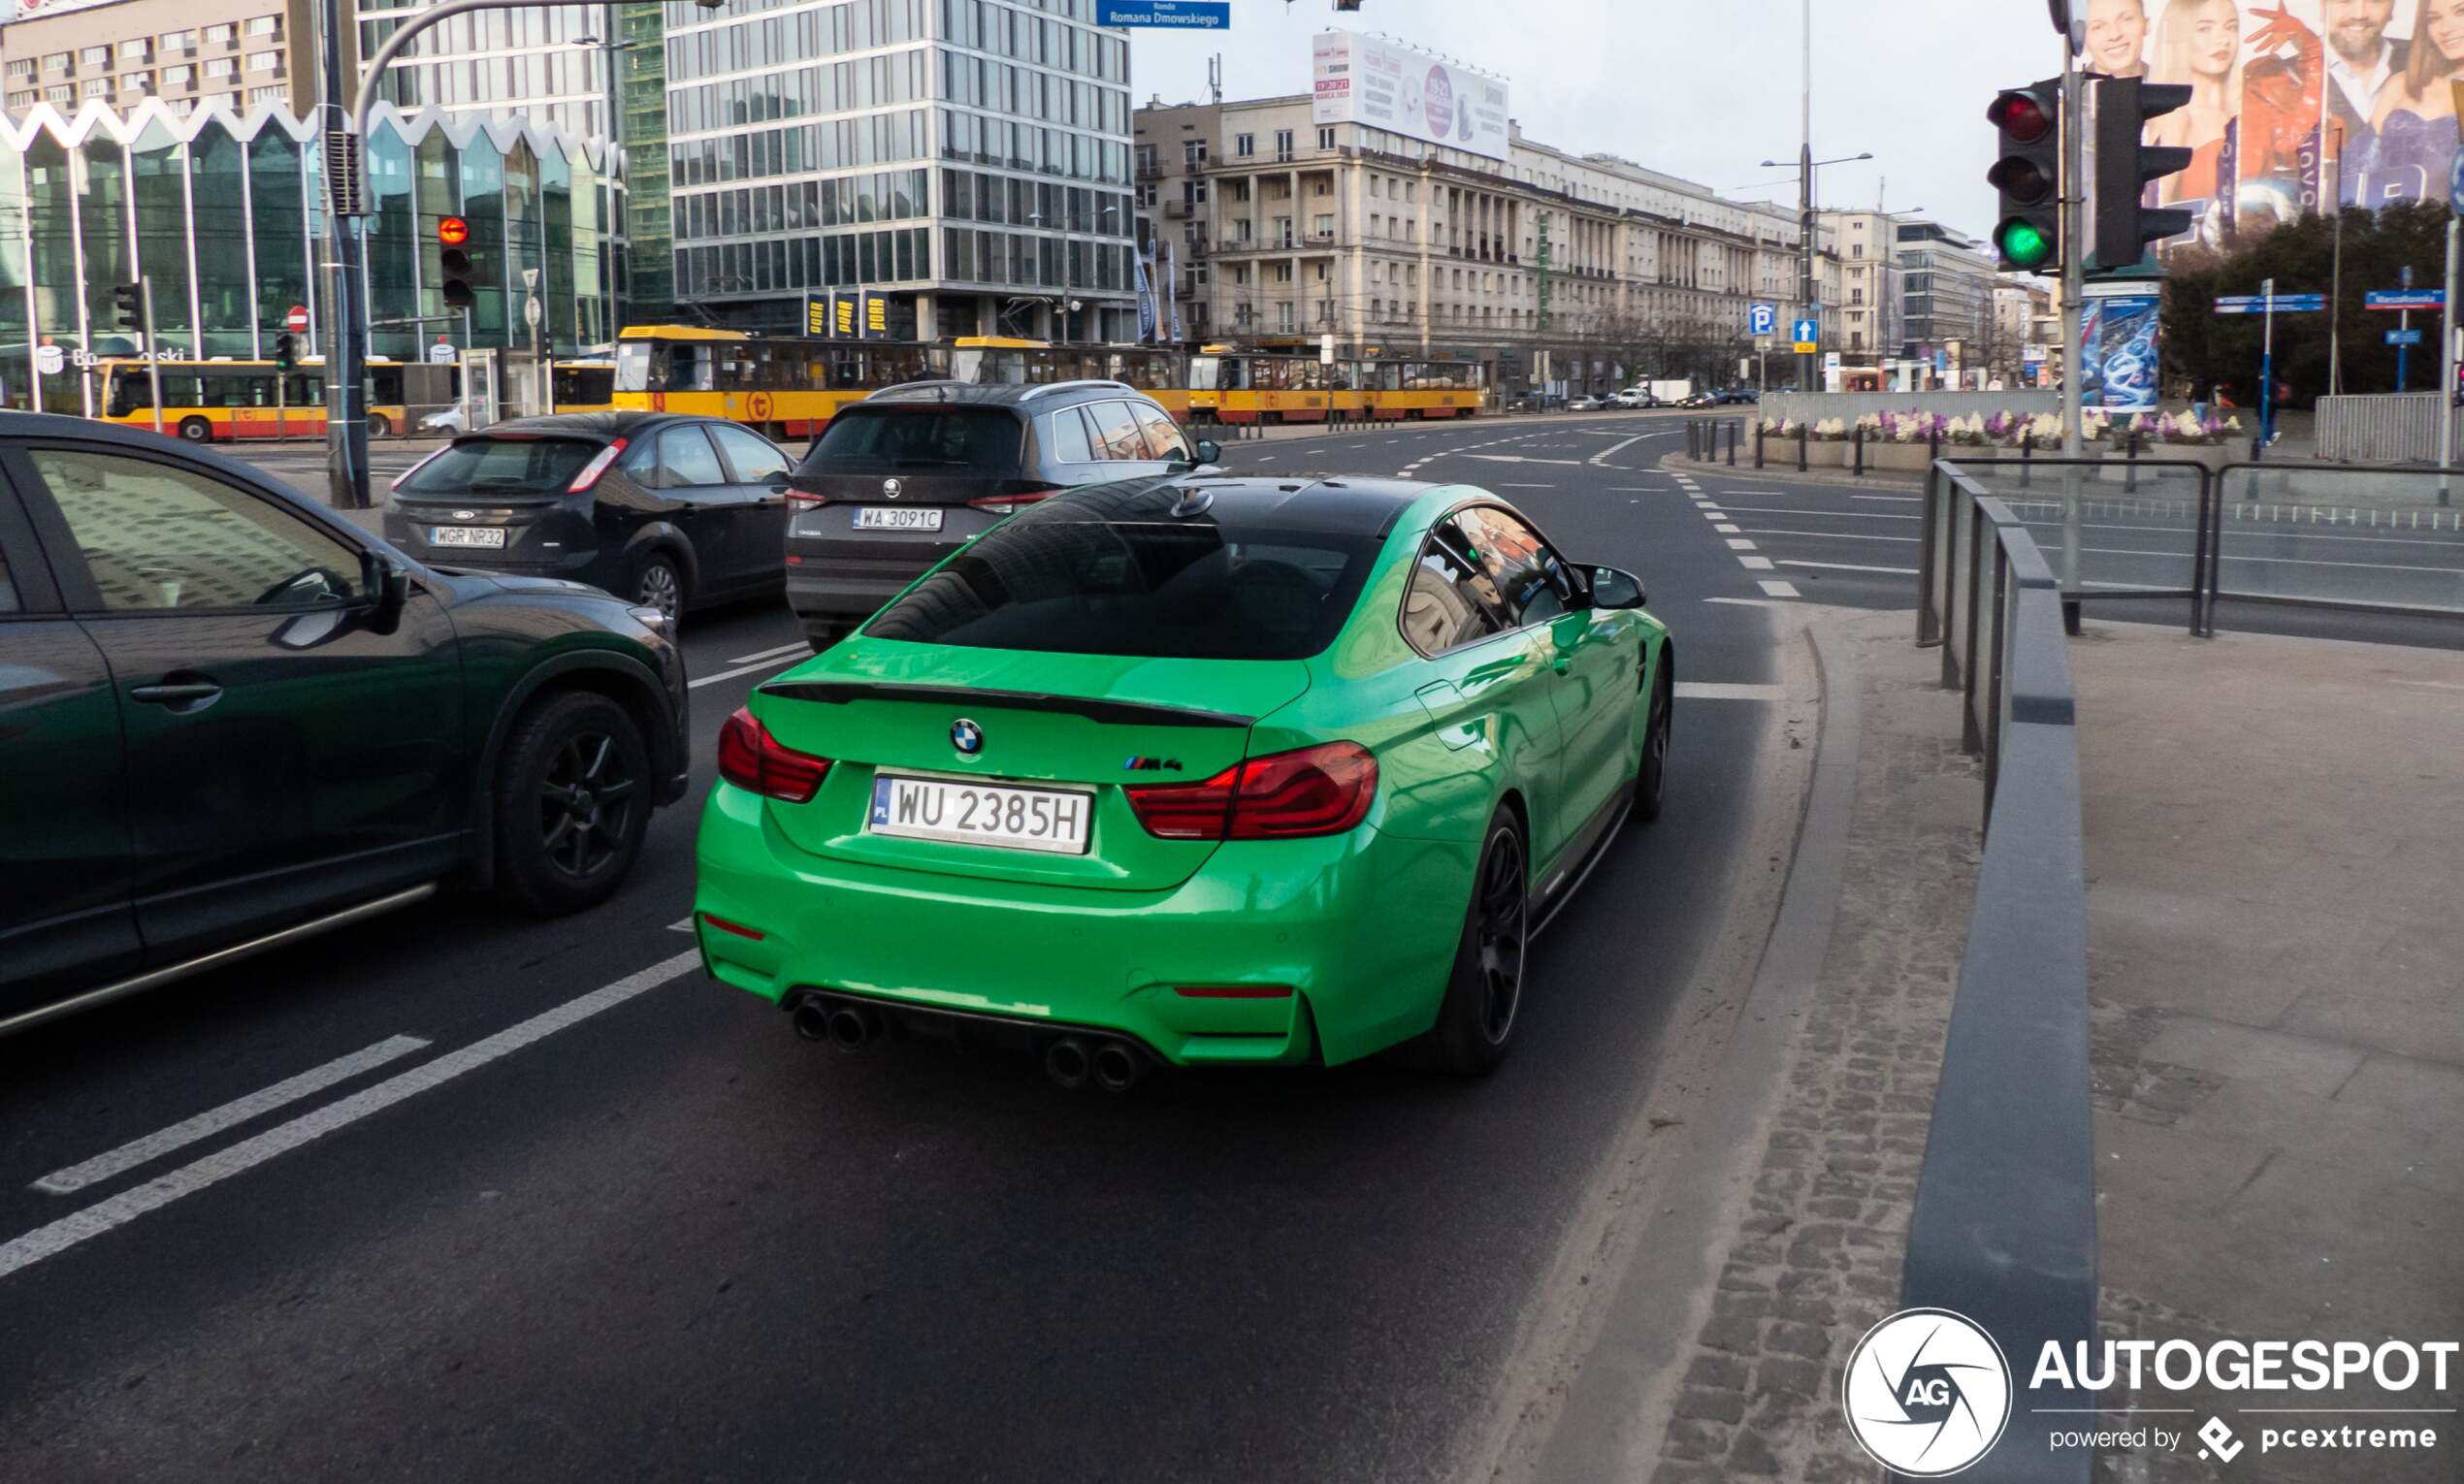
[0,413,691,1037]
[697,474,1672,1082]
[384,411,794,627]
[1714,388,1762,405]
[1566,394,1613,412]
[781,379,1219,651]
[1679,392,1718,409]
[419,404,468,436]
[1613,389,1652,408]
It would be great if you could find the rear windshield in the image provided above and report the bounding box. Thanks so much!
[396,436,600,497]
[801,408,1022,471]
[863,493,1380,661]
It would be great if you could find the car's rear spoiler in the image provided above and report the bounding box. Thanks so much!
[760,681,1255,730]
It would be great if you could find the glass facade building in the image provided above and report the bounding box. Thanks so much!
[662,0,1137,341]
[0,102,626,415]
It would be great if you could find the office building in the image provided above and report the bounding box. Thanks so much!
[1895,218,1998,359]
[1,0,327,117]
[1816,209,1905,369]
[359,0,615,143]
[661,0,1139,340]
[0,103,624,412]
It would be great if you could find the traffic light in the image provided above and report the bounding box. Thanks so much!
[1988,82,2062,274]
[273,332,298,371]
[112,281,144,331]
[437,215,474,310]
[2087,77,2194,272]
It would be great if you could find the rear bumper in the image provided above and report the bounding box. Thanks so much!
[693,782,1473,1067]
[784,561,928,624]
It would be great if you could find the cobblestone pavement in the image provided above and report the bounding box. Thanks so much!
[1653,614,1983,1482]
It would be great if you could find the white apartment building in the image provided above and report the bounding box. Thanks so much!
[1136,93,1826,392]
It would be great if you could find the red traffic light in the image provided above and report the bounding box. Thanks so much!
[1989,90,2053,144]
[438,215,470,247]
[1988,156,2056,204]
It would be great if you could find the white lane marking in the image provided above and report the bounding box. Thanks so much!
[0,952,704,1284]
[1463,455,1588,467]
[1735,528,1917,544]
[31,1036,434,1196]
[692,655,810,690]
[1501,483,1556,489]
[1778,560,1920,575]
[1853,494,1922,503]
[1725,539,1759,551]
[2391,679,2464,692]
[1589,435,1647,467]
[724,641,811,666]
[1704,597,1775,607]
[1759,580,1803,598]
[1702,509,1728,518]
[1737,556,1776,570]
[1714,523,1741,533]
[668,915,696,932]
[1674,683,1787,701]
[1711,504,1919,521]
[1256,455,1279,463]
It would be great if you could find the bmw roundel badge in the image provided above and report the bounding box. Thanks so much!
[951,718,984,755]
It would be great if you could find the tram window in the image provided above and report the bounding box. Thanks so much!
[668,342,716,392]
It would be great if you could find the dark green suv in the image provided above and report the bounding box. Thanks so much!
[0,414,691,1037]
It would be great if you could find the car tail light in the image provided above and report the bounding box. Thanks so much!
[699,912,767,942]
[968,483,1062,512]
[567,437,628,494]
[717,707,831,803]
[1126,741,1377,841]
[787,490,830,512]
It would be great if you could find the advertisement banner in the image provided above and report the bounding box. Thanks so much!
[2083,292,2162,413]
[2112,2,2459,251]
[1311,31,1509,163]
[1134,246,1157,344]
[0,0,129,20]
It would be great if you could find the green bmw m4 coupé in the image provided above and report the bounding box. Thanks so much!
[694,474,1672,1084]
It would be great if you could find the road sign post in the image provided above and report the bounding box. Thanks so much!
[2262,277,2279,448]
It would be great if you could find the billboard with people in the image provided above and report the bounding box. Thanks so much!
[2092,0,2462,249]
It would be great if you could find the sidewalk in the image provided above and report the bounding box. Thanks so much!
[2075,623,2464,1480]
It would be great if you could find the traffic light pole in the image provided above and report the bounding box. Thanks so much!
[2059,32,2086,631]
[140,276,164,438]
[328,0,638,509]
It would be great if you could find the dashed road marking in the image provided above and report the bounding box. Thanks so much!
[1738,556,1775,570]
[1714,523,1741,532]
[1778,559,1919,575]
[1674,683,1787,701]
[1726,538,1759,551]
[0,952,704,1284]
[31,1035,435,1195]
[693,654,812,689]
[1758,579,1803,598]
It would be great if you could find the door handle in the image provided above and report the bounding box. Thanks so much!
[130,682,222,707]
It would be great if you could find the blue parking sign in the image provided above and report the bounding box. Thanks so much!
[1750,303,1777,337]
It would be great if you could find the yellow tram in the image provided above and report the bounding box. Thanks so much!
[1188,347,1484,424]
[612,325,940,438]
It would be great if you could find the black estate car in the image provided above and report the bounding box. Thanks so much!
[783,379,1219,649]
[0,414,691,1037]
[386,411,795,625]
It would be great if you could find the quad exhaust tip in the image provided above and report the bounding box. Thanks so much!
[1044,1038,1090,1089]
[1091,1041,1146,1093]
[791,995,880,1051]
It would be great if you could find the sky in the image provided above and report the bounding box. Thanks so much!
[1125,0,2065,243]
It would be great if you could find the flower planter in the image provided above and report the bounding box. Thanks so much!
[1864,442,1935,473]
[1802,440,1850,468]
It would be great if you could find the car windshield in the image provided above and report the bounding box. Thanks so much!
[863,485,1381,661]
[801,408,1021,471]
[396,436,601,496]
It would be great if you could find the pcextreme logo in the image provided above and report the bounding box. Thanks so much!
[1842,1308,2013,1476]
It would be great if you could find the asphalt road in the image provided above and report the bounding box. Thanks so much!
[0,411,1852,1484]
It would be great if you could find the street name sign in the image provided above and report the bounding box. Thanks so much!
[2366,290,2446,311]
[1097,0,1229,26]
[2213,294,2325,314]
[2387,329,2425,346]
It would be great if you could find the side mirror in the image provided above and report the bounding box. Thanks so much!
[365,551,411,634]
[1194,438,1222,465]
[1588,565,1647,611]
[767,470,791,495]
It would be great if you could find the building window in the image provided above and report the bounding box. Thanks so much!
[117,39,151,61]
[43,84,71,102]
[41,53,68,74]
[243,15,279,35]
[1183,140,1206,166]
[204,58,238,80]
[83,78,110,96]
[204,23,235,45]
[161,30,195,52]
[246,51,279,73]
[120,72,151,94]
[1234,133,1253,157]
[1317,127,1336,150]
[4,59,31,79]
[79,46,109,66]
[162,65,194,87]
[248,83,283,103]
[1274,129,1292,161]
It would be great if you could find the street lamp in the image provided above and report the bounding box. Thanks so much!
[1760,150,1872,391]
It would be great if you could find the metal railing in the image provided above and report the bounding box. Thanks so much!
[1907,458,2096,1483]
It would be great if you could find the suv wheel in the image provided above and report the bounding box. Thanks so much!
[494,692,652,916]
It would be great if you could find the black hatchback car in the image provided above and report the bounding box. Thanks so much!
[386,411,794,625]
[783,380,1219,648]
[0,413,691,1037]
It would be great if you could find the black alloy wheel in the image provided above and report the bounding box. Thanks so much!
[539,728,638,882]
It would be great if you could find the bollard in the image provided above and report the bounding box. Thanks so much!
[1726,419,1737,467]
[2020,430,2033,490]
[1797,423,1808,472]
[2124,429,2141,494]
[1929,427,1941,473]
[1755,421,1767,469]
[2245,432,2264,500]
[1853,425,1865,479]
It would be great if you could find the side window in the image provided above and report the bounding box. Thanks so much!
[655,426,729,488]
[1130,403,1187,462]
[709,422,791,482]
[1456,506,1576,627]
[0,528,19,614]
[1084,400,1147,462]
[1046,405,1095,463]
[32,448,363,612]
[1400,517,1508,655]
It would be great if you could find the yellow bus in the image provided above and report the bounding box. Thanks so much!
[98,357,452,441]
[611,325,938,438]
[552,360,616,413]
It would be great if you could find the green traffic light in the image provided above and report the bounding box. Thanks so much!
[1998,220,2053,270]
